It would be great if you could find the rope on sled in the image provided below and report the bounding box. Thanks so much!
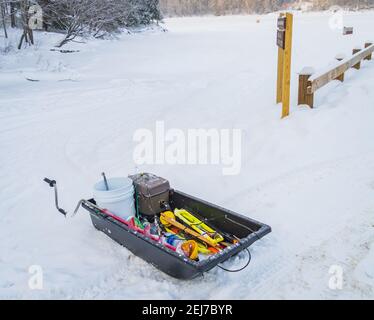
[218,248,252,273]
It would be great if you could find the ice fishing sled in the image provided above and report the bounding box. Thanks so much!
[44,174,271,280]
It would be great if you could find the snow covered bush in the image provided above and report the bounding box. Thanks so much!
[40,0,162,46]
[0,0,163,48]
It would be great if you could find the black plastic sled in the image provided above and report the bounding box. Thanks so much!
[81,189,271,280]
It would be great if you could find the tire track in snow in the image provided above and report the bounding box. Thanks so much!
[223,150,374,207]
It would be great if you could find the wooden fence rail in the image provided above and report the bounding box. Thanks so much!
[298,42,374,108]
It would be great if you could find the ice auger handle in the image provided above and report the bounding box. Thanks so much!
[43,178,68,217]
[44,178,56,187]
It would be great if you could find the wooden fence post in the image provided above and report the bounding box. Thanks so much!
[298,67,314,108]
[352,48,361,69]
[335,54,345,82]
[281,12,293,118]
[365,42,373,60]
[277,46,284,104]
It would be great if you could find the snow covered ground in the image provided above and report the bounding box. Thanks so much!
[1,11,374,300]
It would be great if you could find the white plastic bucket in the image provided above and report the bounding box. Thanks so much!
[93,177,136,220]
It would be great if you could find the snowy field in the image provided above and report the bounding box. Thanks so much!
[1,11,374,299]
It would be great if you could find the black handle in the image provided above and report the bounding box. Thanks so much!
[44,178,56,187]
[43,178,67,217]
[58,208,68,216]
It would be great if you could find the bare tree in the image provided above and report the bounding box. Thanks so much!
[40,0,162,47]
[43,0,122,47]
[18,0,34,49]
[1,1,8,38]
[10,0,16,27]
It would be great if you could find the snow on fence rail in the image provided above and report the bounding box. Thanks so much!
[298,42,374,108]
